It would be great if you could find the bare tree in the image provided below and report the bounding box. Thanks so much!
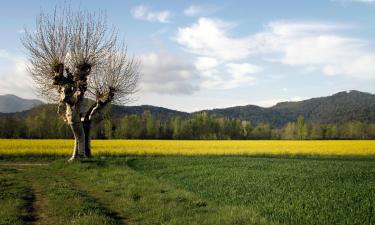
[22,7,139,161]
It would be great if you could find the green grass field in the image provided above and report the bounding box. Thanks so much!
[131,157,375,225]
[1,140,375,225]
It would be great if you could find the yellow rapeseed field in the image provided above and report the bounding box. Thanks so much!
[1,139,375,156]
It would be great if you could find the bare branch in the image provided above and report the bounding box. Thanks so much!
[22,5,133,104]
[87,44,140,105]
[22,4,140,160]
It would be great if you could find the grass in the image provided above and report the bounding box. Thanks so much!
[1,139,375,157]
[130,156,375,225]
[0,167,33,225]
[0,158,273,225]
[1,156,374,225]
[1,139,375,224]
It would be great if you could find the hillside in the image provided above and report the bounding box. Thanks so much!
[5,102,189,120]
[271,90,375,124]
[111,104,189,119]
[197,105,294,127]
[1,90,375,127]
[0,94,43,113]
[196,90,375,127]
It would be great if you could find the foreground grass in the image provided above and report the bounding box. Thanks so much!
[1,139,375,157]
[0,158,272,225]
[1,156,374,225]
[131,156,375,225]
[0,167,33,225]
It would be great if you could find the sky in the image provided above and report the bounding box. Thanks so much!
[0,0,375,112]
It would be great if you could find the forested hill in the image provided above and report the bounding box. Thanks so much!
[197,105,293,128]
[196,90,375,127]
[111,104,189,119]
[0,94,43,113]
[4,102,189,120]
[2,90,375,127]
[272,90,375,124]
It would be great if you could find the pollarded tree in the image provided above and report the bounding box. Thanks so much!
[22,7,139,161]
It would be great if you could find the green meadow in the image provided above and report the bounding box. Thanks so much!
[1,156,374,225]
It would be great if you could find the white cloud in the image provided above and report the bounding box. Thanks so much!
[0,50,36,99]
[263,22,375,79]
[139,51,199,95]
[175,18,375,81]
[131,5,172,23]
[175,18,263,90]
[211,63,261,89]
[200,73,255,90]
[183,5,218,17]
[322,54,375,79]
[226,63,262,76]
[198,63,260,90]
[266,21,347,37]
[175,17,251,61]
[193,60,261,90]
[195,57,219,71]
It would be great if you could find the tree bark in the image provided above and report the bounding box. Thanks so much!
[82,100,109,158]
[69,122,86,160]
[66,102,86,161]
[83,120,92,158]
[65,98,109,160]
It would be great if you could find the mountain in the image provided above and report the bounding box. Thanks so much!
[272,90,375,124]
[111,104,189,119]
[4,102,189,120]
[0,94,43,113]
[197,105,294,128]
[198,90,375,127]
[1,90,375,127]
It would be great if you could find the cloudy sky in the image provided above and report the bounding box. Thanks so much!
[0,0,375,112]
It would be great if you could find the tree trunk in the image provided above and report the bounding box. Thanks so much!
[83,120,92,158]
[66,103,86,161]
[82,101,109,158]
[69,122,86,160]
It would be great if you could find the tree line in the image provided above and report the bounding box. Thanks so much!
[1,110,375,140]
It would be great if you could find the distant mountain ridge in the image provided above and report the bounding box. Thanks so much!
[111,104,189,119]
[199,90,375,127]
[1,90,375,127]
[0,94,43,113]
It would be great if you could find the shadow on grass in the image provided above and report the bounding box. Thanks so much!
[21,188,37,225]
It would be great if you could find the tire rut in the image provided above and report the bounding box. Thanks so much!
[0,163,50,225]
[31,184,49,225]
[62,174,129,225]
[22,188,37,225]
[2,163,129,224]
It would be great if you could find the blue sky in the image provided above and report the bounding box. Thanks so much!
[1,0,375,112]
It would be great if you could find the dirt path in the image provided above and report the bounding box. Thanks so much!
[1,162,131,225]
[0,163,51,225]
[30,183,49,225]
[23,185,49,225]
[61,173,130,225]
[23,189,37,225]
